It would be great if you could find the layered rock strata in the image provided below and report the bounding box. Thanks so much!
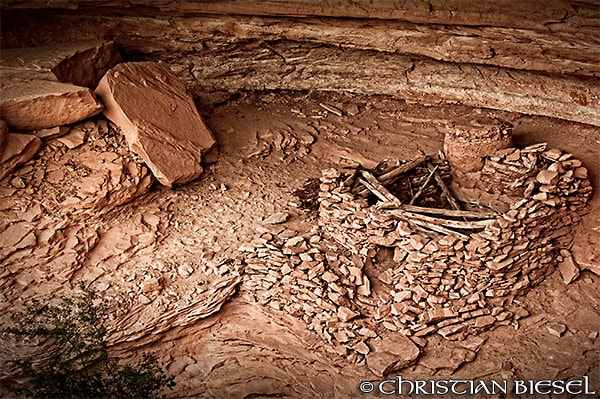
[2,1,599,125]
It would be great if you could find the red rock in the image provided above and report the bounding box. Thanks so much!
[0,78,103,131]
[473,315,496,328]
[95,62,216,186]
[0,40,121,89]
[573,167,588,179]
[366,336,420,376]
[544,148,562,160]
[558,252,579,284]
[536,169,559,185]
[0,133,42,179]
[546,322,567,337]
[57,129,87,149]
[263,212,290,224]
[426,307,457,323]
[33,126,70,139]
[0,120,7,150]
[353,341,370,355]
[337,306,359,322]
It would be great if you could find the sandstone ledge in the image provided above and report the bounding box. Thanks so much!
[0,78,103,131]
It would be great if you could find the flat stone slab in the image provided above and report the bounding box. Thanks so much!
[0,78,103,131]
[366,336,420,376]
[0,40,121,89]
[558,250,580,284]
[0,132,42,180]
[95,61,216,187]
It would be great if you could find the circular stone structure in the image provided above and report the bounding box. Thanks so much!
[316,143,591,339]
[444,119,513,187]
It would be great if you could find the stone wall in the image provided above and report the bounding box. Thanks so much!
[318,143,591,338]
[233,141,590,375]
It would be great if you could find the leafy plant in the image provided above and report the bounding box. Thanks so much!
[4,282,175,399]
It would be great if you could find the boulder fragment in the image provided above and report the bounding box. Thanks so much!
[366,336,420,376]
[536,169,559,185]
[34,126,70,139]
[264,212,290,225]
[0,133,42,179]
[57,129,87,149]
[573,167,588,179]
[95,62,216,187]
[0,78,103,131]
[558,250,580,284]
[546,322,567,337]
[338,306,359,322]
[0,40,121,89]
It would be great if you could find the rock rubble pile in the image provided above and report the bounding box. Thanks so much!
[239,225,421,376]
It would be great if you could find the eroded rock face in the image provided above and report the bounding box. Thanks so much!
[0,78,103,131]
[0,40,121,89]
[95,61,216,187]
[1,118,153,215]
[0,133,42,180]
[0,120,7,150]
[34,120,153,214]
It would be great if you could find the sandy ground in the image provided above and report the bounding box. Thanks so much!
[1,90,599,398]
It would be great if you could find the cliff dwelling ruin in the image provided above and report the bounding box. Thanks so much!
[0,1,599,398]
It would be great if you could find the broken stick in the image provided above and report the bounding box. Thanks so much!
[409,165,438,205]
[358,178,389,203]
[356,155,428,197]
[379,155,428,184]
[342,169,359,188]
[427,161,462,211]
[410,219,471,241]
[387,209,495,230]
[359,171,401,204]
[376,203,497,219]
[319,103,343,117]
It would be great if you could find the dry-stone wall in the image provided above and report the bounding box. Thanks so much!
[238,142,590,372]
[319,143,591,338]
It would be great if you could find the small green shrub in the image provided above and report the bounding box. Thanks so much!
[4,282,175,399]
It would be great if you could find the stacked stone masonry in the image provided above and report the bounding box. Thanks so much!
[237,143,590,370]
[318,143,591,340]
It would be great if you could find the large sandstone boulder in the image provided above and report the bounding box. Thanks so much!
[0,40,121,89]
[95,61,216,187]
[0,78,103,131]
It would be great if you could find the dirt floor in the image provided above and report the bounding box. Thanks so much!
[1,90,599,398]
